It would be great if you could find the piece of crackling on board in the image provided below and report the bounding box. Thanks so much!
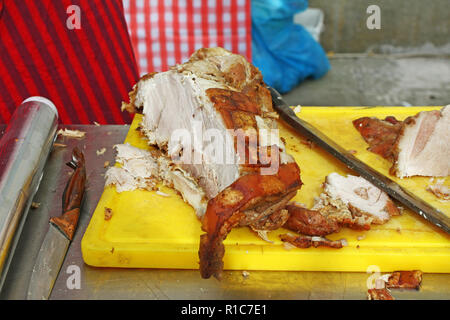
[367,288,395,300]
[386,270,423,290]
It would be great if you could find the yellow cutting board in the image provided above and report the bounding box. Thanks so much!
[81,107,450,273]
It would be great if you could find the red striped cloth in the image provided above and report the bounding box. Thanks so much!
[123,0,252,76]
[0,0,139,124]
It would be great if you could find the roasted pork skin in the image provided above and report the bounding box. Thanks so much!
[199,162,302,279]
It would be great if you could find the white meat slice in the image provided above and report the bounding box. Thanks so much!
[104,144,158,192]
[157,156,208,217]
[136,71,240,200]
[426,180,450,201]
[394,106,450,178]
[105,144,208,216]
[322,172,399,224]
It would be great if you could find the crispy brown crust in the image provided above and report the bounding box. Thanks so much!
[367,288,395,300]
[248,208,290,231]
[206,88,262,116]
[353,116,402,161]
[183,47,265,92]
[284,204,340,236]
[241,82,273,114]
[199,162,302,279]
[279,233,343,249]
[238,192,296,227]
[386,270,423,289]
[223,62,248,89]
[188,47,232,61]
[206,87,282,170]
[384,199,401,217]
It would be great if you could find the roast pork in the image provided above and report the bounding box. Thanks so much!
[353,106,450,178]
[121,48,302,279]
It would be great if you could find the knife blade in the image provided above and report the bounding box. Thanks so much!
[268,86,450,234]
[27,147,86,300]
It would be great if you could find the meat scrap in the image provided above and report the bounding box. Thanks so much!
[280,233,345,249]
[96,147,106,156]
[57,128,86,139]
[104,207,113,221]
[53,143,67,148]
[105,144,159,193]
[367,288,395,300]
[300,138,315,149]
[353,116,402,161]
[426,182,450,201]
[284,173,400,238]
[386,270,423,290]
[31,202,41,209]
[353,106,450,178]
[367,270,423,300]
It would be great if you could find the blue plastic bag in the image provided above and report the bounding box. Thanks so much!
[252,0,330,93]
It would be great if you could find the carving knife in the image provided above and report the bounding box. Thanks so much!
[27,147,86,299]
[268,86,450,234]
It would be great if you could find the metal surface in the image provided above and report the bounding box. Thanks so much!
[0,124,449,300]
[268,87,450,234]
[27,225,70,300]
[27,147,85,299]
[0,97,58,291]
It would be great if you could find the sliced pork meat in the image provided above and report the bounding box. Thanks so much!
[353,106,450,178]
[105,144,209,214]
[284,173,400,238]
[392,106,450,178]
[105,144,158,192]
[320,172,400,224]
[121,47,302,279]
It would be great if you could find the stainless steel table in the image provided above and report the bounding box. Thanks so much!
[1,124,449,300]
